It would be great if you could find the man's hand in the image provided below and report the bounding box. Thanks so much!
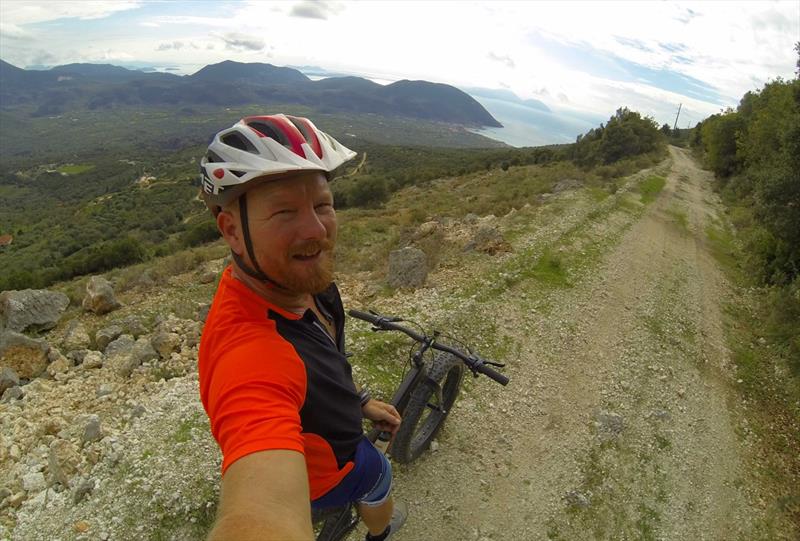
[362,399,402,435]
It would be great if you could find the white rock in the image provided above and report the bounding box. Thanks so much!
[22,471,46,492]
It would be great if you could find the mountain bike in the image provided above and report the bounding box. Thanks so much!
[313,309,510,541]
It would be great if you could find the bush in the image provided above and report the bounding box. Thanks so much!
[181,220,220,248]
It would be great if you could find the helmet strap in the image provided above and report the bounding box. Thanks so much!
[234,193,287,290]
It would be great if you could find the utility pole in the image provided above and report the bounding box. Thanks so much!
[673,103,682,131]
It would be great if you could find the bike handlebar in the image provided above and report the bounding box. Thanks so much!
[348,309,510,386]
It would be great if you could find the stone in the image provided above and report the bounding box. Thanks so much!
[105,335,136,358]
[82,276,121,315]
[82,415,103,444]
[22,471,46,493]
[48,439,81,487]
[196,303,211,323]
[565,489,591,508]
[133,337,158,364]
[594,410,625,442]
[104,335,138,377]
[553,178,582,193]
[96,383,114,398]
[387,247,428,289]
[198,269,217,284]
[6,492,25,509]
[464,225,511,255]
[151,332,181,360]
[130,404,146,418]
[413,221,442,240]
[46,351,71,377]
[67,349,89,364]
[1,386,23,402]
[117,316,147,338]
[464,213,479,224]
[0,289,70,333]
[73,477,95,504]
[184,322,202,347]
[82,351,104,369]
[0,366,19,394]
[94,325,123,351]
[74,520,91,533]
[63,320,91,351]
[0,330,50,379]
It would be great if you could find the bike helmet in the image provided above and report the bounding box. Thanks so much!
[199,114,356,288]
[200,114,356,214]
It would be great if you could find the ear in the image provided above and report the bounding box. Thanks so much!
[216,210,244,255]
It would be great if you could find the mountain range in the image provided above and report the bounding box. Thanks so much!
[0,60,501,127]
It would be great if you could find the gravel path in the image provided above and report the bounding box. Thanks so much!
[369,147,772,540]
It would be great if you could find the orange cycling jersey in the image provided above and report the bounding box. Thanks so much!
[198,267,363,499]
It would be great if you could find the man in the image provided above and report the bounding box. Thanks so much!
[197,114,407,540]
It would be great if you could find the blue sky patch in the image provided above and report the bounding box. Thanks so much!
[528,33,727,106]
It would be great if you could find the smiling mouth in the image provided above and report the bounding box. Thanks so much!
[293,250,322,261]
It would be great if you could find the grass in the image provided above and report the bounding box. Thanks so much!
[56,163,95,175]
[529,249,571,287]
[701,207,800,536]
[665,207,689,233]
[638,175,666,204]
[705,221,739,275]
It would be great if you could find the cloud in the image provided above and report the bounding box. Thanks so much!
[220,32,265,51]
[140,22,159,28]
[289,1,342,20]
[0,22,32,40]
[675,7,700,24]
[29,50,57,67]
[157,41,184,51]
[487,51,515,68]
[1,1,141,25]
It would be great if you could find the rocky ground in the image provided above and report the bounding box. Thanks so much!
[1,147,796,540]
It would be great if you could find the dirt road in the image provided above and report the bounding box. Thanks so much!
[373,147,784,540]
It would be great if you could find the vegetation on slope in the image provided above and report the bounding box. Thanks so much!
[0,106,665,292]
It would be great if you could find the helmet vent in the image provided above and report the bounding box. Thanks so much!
[221,133,257,153]
[248,121,292,150]
[230,170,246,177]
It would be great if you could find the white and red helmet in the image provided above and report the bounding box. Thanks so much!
[200,114,356,212]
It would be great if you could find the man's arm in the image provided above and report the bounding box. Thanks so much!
[207,449,314,541]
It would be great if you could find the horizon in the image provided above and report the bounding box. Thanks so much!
[1,0,798,143]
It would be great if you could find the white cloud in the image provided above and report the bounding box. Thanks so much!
[157,41,185,51]
[289,0,344,20]
[0,22,32,40]
[0,1,141,25]
[219,33,266,52]
[488,52,515,69]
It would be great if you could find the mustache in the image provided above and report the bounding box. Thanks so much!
[289,238,334,257]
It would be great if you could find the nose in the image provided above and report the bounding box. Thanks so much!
[297,206,328,241]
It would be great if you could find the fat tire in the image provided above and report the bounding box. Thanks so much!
[314,505,358,541]
[391,352,464,464]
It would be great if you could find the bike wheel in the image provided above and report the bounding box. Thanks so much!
[391,352,464,464]
[314,505,359,541]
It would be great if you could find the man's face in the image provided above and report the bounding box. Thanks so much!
[241,171,337,295]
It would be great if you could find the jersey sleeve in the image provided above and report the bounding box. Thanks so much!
[204,330,308,475]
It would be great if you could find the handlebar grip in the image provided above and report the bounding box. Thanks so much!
[478,363,510,386]
[348,309,381,325]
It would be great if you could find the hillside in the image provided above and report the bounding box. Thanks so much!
[1,147,797,539]
[0,60,501,128]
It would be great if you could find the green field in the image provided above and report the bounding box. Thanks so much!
[56,164,95,175]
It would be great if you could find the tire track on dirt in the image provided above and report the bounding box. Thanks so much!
[384,147,763,540]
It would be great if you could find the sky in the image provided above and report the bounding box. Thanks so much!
[1,0,798,142]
